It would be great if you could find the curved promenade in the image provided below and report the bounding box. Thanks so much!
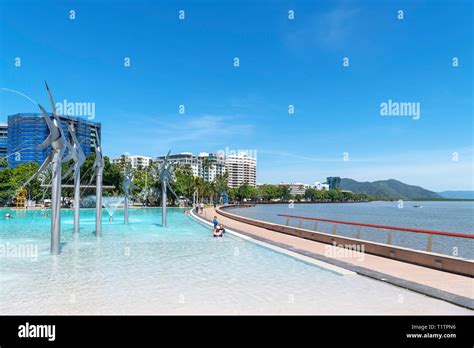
[194,205,474,310]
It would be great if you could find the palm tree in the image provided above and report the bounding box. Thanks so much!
[172,163,194,199]
[201,157,212,182]
[208,181,217,204]
[193,176,202,204]
[214,171,229,203]
[201,180,216,204]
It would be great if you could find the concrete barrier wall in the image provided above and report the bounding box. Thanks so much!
[218,205,474,277]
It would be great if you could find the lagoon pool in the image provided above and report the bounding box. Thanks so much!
[0,208,470,314]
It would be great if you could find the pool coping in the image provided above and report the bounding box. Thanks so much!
[190,208,474,310]
[219,206,474,277]
[189,209,355,276]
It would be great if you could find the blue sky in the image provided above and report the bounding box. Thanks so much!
[0,0,472,191]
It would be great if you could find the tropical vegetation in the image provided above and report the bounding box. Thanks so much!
[0,155,375,207]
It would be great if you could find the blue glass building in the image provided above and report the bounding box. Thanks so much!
[326,177,341,190]
[0,123,7,156]
[0,123,7,167]
[7,113,101,167]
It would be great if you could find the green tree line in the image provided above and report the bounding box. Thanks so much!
[0,155,375,206]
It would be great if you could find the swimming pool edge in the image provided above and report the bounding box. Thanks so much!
[189,209,474,311]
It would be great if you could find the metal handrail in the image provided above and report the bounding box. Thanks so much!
[277,214,474,239]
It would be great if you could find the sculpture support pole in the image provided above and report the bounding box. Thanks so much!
[73,167,80,234]
[95,166,103,236]
[124,195,129,224]
[22,82,71,254]
[162,181,166,227]
[51,150,62,254]
[157,151,176,227]
[122,168,133,225]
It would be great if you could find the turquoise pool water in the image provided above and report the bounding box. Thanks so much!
[0,208,470,314]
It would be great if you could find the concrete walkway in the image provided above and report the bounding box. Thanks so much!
[198,207,473,309]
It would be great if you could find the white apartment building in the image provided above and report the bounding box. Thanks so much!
[129,155,152,169]
[197,152,225,182]
[280,182,310,196]
[154,151,257,188]
[112,154,152,170]
[226,153,257,188]
[274,182,330,195]
[313,182,330,191]
[155,152,199,177]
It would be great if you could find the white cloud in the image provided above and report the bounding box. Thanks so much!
[103,113,254,157]
[284,4,360,51]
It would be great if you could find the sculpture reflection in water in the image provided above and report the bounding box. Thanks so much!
[122,166,136,224]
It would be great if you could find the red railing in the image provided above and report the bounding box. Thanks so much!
[277,213,474,252]
[277,214,474,239]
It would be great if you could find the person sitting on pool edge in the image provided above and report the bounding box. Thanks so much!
[214,224,225,237]
[213,227,223,238]
[212,216,219,230]
[217,223,226,235]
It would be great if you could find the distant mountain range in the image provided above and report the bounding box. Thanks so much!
[340,178,442,200]
[438,191,474,199]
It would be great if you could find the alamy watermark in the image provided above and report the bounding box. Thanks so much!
[55,99,96,120]
[0,242,38,261]
[216,147,257,160]
[18,322,55,341]
[380,99,420,120]
[324,242,365,261]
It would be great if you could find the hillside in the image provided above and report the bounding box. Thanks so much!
[438,191,474,199]
[340,178,442,200]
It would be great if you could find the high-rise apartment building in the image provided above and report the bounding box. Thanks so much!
[197,152,225,182]
[155,151,257,188]
[226,153,257,188]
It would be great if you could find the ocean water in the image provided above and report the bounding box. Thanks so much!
[229,201,474,259]
[0,207,470,314]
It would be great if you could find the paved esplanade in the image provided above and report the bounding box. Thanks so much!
[200,206,473,303]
